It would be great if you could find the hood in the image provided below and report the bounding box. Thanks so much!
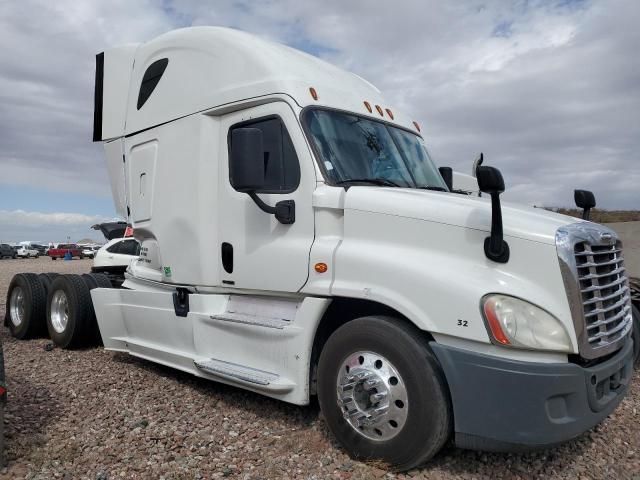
[343,187,576,245]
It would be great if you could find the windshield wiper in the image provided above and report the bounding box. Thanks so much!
[335,178,401,187]
[418,185,448,192]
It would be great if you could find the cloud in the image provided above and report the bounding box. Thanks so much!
[0,0,638,212]
[0,210,111,227]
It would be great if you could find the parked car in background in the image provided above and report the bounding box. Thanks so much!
[82,245,101,259]
[47,243,84,260]
[31,244,47,255]
[0,244,15,259]
[16,245,39,258]
[92,237,140,286]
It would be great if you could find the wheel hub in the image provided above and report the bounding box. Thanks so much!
[50,290,69,334]
[336,351,408,441]
[9,286,25,327]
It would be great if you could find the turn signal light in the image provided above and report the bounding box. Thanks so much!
[483,300,511,346]
[413,121,421,132]
[314,262,328,273]
[364,101,372,113]
[385,108,394,120]
[309,87,318,100]
[375,105,384,116]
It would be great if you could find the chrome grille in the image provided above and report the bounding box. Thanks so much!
[556,223,633,360]
[574,241,631,348]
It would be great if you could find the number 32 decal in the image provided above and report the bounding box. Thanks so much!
[457,319,468,327]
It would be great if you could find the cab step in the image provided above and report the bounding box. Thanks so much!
[194,358,295,392]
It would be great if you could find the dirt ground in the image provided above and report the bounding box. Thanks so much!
[0,227,639,479]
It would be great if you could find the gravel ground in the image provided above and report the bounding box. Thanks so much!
[0,252,639,479]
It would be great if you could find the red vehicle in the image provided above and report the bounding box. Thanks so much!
[47,243,84,260]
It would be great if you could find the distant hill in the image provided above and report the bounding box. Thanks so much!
[76,238,97,244]
[543,208,640,223]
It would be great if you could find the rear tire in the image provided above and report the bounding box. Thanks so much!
[37,273,60,296]
[632,304,639,368]
[5,273,47,339]
[80,274,110,345]
[51,256,57,261]
[317,316,451,471]
[46,274,95,349]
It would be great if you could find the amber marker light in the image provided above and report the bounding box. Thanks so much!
[413,121,421,132]
[314,262,328,273]
[364,101,372,113]
[309,87,318,100]
[483,299,511,346]
[385,108,394,120]
[375,105,384,116]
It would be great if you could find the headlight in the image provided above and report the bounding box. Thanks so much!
[482,294,572,352]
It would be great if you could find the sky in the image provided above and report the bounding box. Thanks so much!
[0,0,638,243]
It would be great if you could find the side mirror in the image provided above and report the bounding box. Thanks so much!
[438,167,453,191]
[229,127,295,225]
[476,165,509,263]
[230,128,265,192]
[574,189,596,220]
[477,165,505,194]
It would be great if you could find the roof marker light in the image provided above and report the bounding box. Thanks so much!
[413,121,421,132]
[364,101,372,113]
[375,105,384,116]
[385,108,394,120]
[309,87,318,100]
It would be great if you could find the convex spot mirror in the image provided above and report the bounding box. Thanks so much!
[230,128,266,192]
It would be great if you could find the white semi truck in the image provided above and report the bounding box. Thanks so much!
[6,27,636,469]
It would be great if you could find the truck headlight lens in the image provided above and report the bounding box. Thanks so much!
[482,294,572,352]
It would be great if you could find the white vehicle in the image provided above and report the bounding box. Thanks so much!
[91,238,140,285]
[82,245,102,259]
[12,27,631,469]
[16,245,39,258]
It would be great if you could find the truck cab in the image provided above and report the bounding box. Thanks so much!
[90,27,634,469]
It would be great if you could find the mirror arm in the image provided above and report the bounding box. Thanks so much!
[248,191,277,215]
[582,207,591,221]
[484,192,510,263]
[248,192,296,225]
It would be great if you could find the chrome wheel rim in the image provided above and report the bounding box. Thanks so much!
[9,286,25,327]
[50,290,69,334]
[336,351,408,441]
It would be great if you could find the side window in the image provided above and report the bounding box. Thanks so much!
[120,240,140,256]
[228,117,300,193]
[106,242,121,254]
[137,58,169,110]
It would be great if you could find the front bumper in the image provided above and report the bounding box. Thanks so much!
[431,338,633,451]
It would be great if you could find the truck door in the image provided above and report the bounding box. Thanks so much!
[217,102,316,292]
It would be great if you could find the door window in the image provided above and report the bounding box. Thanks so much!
[228,116,300,193]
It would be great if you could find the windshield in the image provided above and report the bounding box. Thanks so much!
[303,109,448,190]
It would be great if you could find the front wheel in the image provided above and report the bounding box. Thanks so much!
[317,316,451,471]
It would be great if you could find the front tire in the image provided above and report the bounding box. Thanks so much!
[317,316,451,471]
